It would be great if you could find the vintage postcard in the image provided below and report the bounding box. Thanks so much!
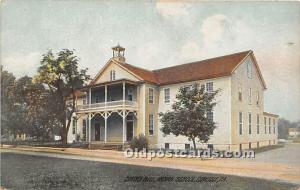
[1,1,299,190]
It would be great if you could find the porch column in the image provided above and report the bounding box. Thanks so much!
[122,110,126,143]
[88,113,91,143]
[85,115,88,142]
[105,85,107,107]
[89,88,92,108]
[123,81,125,106]
[104,112,107,143]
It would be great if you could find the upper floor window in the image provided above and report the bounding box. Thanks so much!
[238,87,242,101]
[95,95,100,103]
[248,113,252,134]
[149,114,154,135]
[206,82,213,92]
[128,89,133,101]
[164,88,170,103]
[239,112,243,135]
[183,85,192,92]
[269,118,271,134]
[257,114,260,134]
[148,88,154,104]
[256,91,259,106]
[247,60,252,79]
[273,119,276,134]
[110,70,116,81]
[248,88,252,104]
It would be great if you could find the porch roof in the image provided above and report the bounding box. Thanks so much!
[78,79,141,91]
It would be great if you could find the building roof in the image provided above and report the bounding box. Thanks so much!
[289,128,300,132]
[263,112,279,118]
[90,50,266,89]
[118,50,265,87]
[153,50,252,85]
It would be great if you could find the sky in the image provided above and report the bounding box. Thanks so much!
[1,1,299,121]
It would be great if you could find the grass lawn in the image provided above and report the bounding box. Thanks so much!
[1,152,298,190]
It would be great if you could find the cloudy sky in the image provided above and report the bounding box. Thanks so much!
[1,1,299,121]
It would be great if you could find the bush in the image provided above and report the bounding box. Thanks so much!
[129,134,149,151]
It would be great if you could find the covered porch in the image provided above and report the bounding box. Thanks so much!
[77,79,139,112]
[75,109,137,145]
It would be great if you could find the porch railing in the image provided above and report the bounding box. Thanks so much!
[76,100,137,111]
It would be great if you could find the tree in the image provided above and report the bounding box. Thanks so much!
[1,67,16,138]
[159,83,219,152]
[278,118,290,139]
[34,49,89,144]
[23,81,61,141]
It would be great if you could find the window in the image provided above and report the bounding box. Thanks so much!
[247,60,252,79]
[249,142,252,149]
[149,114,154,135]
[207,111,214,122]
[72,118,77,134]
[200,84,205,91]
[238,87,242,101]
[83,119,86,141]
[164,88,170,103]
[110,70,116,81]
[256,91,259,106]
[185,144,190,150]
[248,113,252,134]
[148,88,154,103]
[257,142,259,148]
[248,88,252,104]
[264,117,267,134]
[206,82,213,92]
[183,85,192,92]
[95,95,100,103]
[273,119,276,134]
[83,99,86,105]
[257,114,260,134]
[128,89,133,101]
[269,118,271,134]
[165,143,170,149]
[239,112,243,135]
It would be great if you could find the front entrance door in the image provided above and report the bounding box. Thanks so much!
[95,123,100,141]
[126,121,133,141]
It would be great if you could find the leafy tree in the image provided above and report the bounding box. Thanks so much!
[278,118,300,139]
[159,83,219,152]
[278,118,290,139]
[24,81,61,141]
[34,49,89,144]
[1,67,16,138]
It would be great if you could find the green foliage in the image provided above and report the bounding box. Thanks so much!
[34,49,89,144]
[0,67,60,141]
[1,68,16,137]
[129,134,149,151]
[159,83,219,151]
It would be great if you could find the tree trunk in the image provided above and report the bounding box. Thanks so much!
[62,126,68,145]
[192,138,197,153]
